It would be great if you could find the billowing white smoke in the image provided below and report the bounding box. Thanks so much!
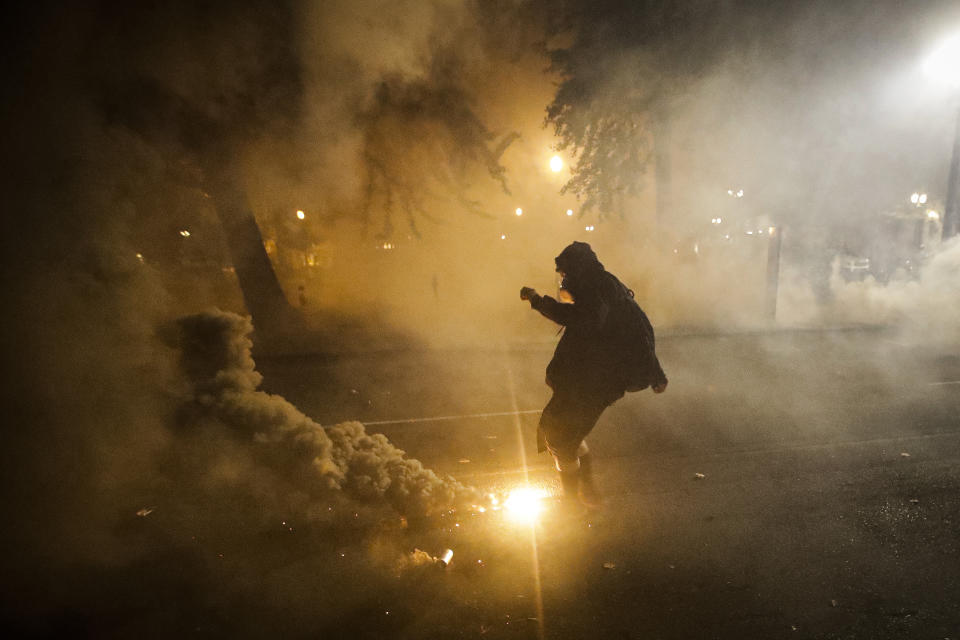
[826,237,960,344]
[176,310,476,518]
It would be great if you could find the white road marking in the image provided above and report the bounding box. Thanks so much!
[363,409,541,426]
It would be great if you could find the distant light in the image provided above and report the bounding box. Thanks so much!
[737,189,744,198]
[515,207,523,217]
[549,155,564,173]
[768,226,776,235]
[566,209,574,216]
[504,486,549,524]
[179,229,191,237]
[928,210,941,220]
[693,243,700,255]
[500,233,507,240]
[911,192,920,204]
[585,225,595,231]
[746,230,754,235]
[727,189,734,196]
[923,35,960,87]
[919,193,928,204]
[135,253,144,262]
[296,210,305,220]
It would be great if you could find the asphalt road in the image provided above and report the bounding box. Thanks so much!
[257,328,960,639]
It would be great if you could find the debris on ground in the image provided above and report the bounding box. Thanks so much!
[909,498,920,504]
[602,562,616,570]
[900,452,911,457]
[136,507,154,517]
[694,473,706,479]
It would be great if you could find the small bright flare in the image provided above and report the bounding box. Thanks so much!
[924,35,960,87]
[296,210,305,220]
[500,233,507,240]
[919,193,928,204]
[585,225,594,231]
[179,229,190,237]
[515,207,523,216]
[911,192,920,204]
[504,486,549,524]
[566,209,574,216]
[549,155,564,172]
[928,210,941,220]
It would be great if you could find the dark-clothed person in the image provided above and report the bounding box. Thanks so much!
[521,242,667,507]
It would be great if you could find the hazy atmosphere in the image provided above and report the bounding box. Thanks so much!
[2,1,960,638]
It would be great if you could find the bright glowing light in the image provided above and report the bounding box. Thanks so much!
[566,209,574,216]
[928,210,941,220]
[500,233,507,240]
[919,193,928,204]
[515,207,523,216]
[504,486,549,524]
[135,253,144,262]
[924,35,960,87]
[179,229,191,237]
[737,189,744,198]
[585,225,595,231]
[911,192,920,204]
[296,209,305,220]
[549,155,564,172]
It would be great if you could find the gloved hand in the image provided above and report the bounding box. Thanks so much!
[520,286,537,301]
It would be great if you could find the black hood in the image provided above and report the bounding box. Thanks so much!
[555,241,604,276]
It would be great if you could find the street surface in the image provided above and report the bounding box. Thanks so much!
[256,328,960,639]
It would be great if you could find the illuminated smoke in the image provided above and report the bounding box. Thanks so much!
[176,310,476,517]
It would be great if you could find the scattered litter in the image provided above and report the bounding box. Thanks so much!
[830,599,838,607]
[900,452,911,458]
[694,473,706,480]
[459,458,471,464]
[136,507,154,517]
[602,562,616,570]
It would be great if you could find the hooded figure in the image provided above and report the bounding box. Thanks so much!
[520,242,667,507]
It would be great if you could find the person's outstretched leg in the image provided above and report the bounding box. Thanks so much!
[577,447,602,508]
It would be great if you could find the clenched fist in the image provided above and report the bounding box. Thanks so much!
[520,286,537,301]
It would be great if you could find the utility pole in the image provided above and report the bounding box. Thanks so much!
[943,104,960,239]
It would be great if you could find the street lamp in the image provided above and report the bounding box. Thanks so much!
[923,35,960,238]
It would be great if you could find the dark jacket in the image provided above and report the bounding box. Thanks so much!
[528,242,666,400]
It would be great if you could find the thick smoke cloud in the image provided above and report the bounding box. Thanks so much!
[174,309,475,517]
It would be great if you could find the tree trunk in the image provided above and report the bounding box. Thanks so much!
[204,159,301,340]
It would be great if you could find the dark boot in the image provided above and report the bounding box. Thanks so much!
[578,453,602,508]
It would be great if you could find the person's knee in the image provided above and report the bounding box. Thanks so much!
[551,440,588,472]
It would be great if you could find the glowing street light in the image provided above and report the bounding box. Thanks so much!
[923,35,960,87]
[566,209,574,216]
[296,209,305,220]
[515,207,523,216]
[924,34,960,238]
[910,192,928,205]
[549,155,564,172]
[179,229,191,237]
